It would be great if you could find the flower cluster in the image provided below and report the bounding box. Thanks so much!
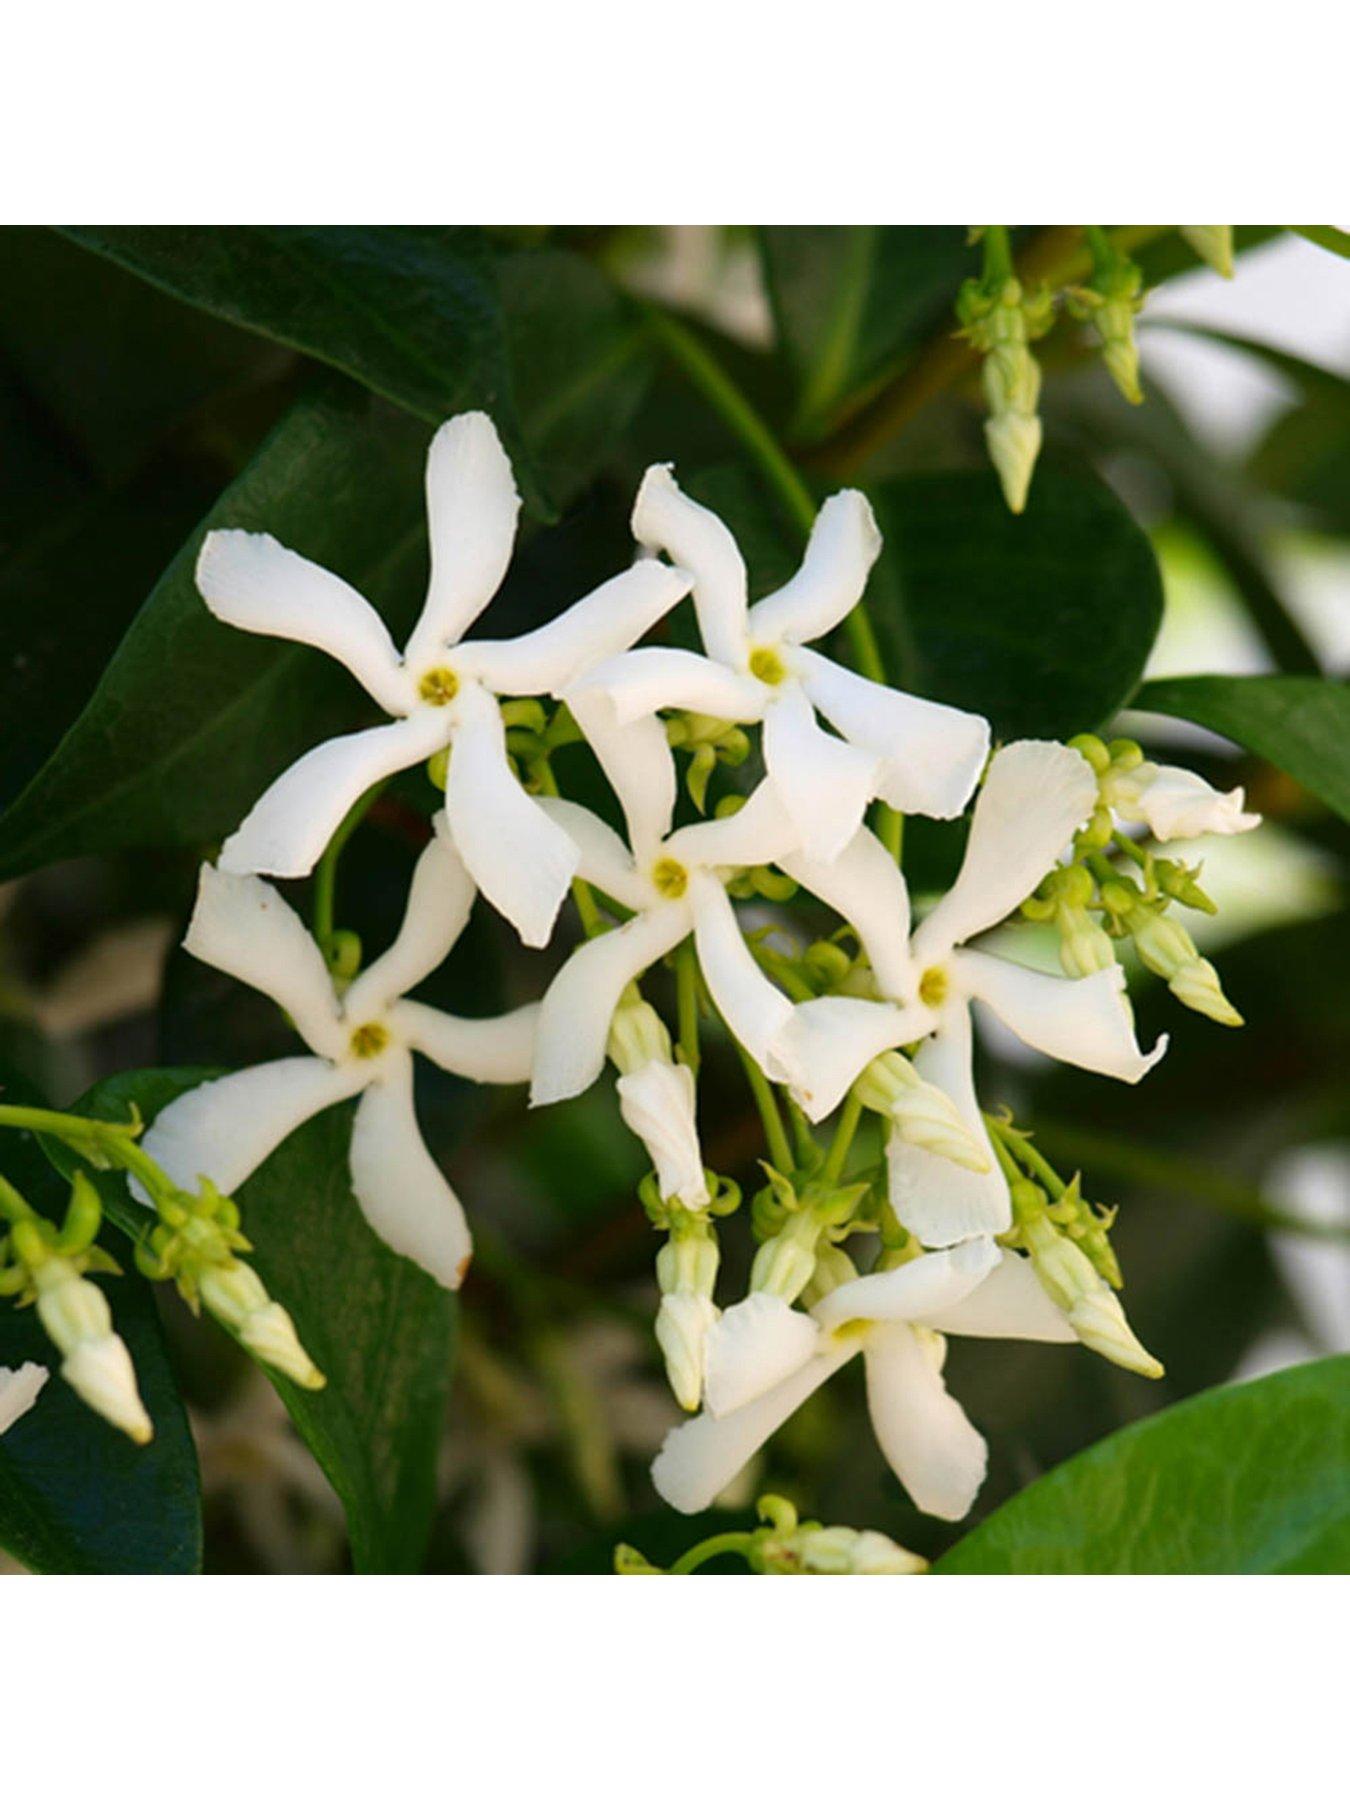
[138,409,1258,1527]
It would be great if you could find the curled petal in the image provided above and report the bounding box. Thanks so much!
[185,864,346,1060]
[565,688,677,868]
[616,1060,707,1210]
[196,530,413,715]
[1119,763,1261,842]
[220,710,448,881]
[571,646,766,726]
[138,1058,366,1204]
[813,1237,1001,1330]
[651,1337,859,1514]
[748,489,882,646]
[631,465,749,668]
[957,949,1167,1083]
[349,1051,472,1289]
[405,412,520,665]
[912,740,1097,964]
[459,560,692,696]
[443,683,578,948]
[863,1325,987,1520]
[762,680,879,863]
[530,903,691,1106]
[344,820,475,1019]
[782,826,914,1001]
[923,1250,1077,1343]
[689,875,795,1079]
[665,777,799,875]
[533,796,650,911]
[776,996,932,1124]
[887,1003,1010,1245]
[0,1363,48,1436]
[703,1293,822,1417]
[393,998,539,1085]
[797,648,989,820]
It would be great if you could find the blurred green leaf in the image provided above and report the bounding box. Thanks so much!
[761,226,974,434]
[0,386,429,879]
[59,1067,459,1574]
[1136,674,1350,822]
[869,465,1165,736]
[937,1356,1350,1572]
[1294,227,1350,260]
[0,1067,200,1574]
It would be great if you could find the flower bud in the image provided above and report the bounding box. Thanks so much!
[984,411,1042,515]
[1128,910,1242,1025]
[855,1053,989,1172]
[792,1526,928,1575]
[1057,903,1117,979]
[655,1294,719,1413]
[655,1227,719,1303]
[199,1261,325,1389]
[617,1061,708,1210]
[607,995,674,1077]
[1179,227,1234,279]
[749,1211,821,1303]
[1022,1216,1162,1378]
[1067,1285,1164,1379]
[34,1261,153,1442]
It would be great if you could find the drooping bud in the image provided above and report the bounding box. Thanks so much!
[198,1261,325,1389]
[33,1259,153,1442]
[617,1063,708,1211]
[1127,908,1243,1026]
[959,274,1054,514]
[855,1052,990,1172]
[1014,1189,1162,1379]
[654,1215,720,1411]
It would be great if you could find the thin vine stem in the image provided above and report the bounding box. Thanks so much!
[669,1531,755,1574]
[312,777,392,950]
[731,1040,793,1174]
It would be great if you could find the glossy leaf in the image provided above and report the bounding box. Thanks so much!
[867,465,1165,737]
[0,386,429,880]
[60,1068,458,1575]
[1135,674,1350,823]
[937,1357,1350,1573]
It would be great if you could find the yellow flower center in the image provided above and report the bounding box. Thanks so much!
[418,665,460,706]
[349,1022,391,1060]
[651,857,689,900]
[918,965,949,1008]
[748,644,789,686]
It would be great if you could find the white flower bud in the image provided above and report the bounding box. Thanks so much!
[655,1294,718,1412]
[855,1053,989,1172]
[1104,760,1260,842]
[749,1222,819,1303]
[607,996,674,1078]
[63,1339,153,1445]
[617,1060,708,1209]
[199,1262,325,1390]
[1129,911,1242,1025]
[1167,956,1243,1027]
[1057,904,1118,979]
[794,1526,928,1575]
[1025,1224,1162,1379]
[655,1229,718,1302]
[984,410,1042,515]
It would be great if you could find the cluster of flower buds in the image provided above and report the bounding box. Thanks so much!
[1065,226,1148,406]
[615,1492,927,1575]
[957,233,1056,514]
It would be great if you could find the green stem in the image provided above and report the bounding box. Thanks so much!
[535,759,603,936]
[784,1095,819,1168]
[675,939,701,1077]
[312,778,391,950]
[0,1105,172,1210]
[876,804,904,863]
[732,1041,793,1174]
[984,1114,1066,1197]
[981,225,1014,285]
[669,1531,755,1574]
[821,1091,865,1186]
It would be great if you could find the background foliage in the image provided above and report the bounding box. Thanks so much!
[0,224,1346,1574]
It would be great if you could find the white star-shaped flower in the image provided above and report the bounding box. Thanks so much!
[653,1238,1074,1522]
[567,465,990,863]
[775,741,1167,1240]
[140,824,538,1289]
[197,412,692,946]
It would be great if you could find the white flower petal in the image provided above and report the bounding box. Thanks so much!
[762,680,879,863]
[651,1337,859,1514]
[616,1059,707,1209]
[139,1058,366,1203]
[814,1237,1002,1330]
[0,1362,49,1435]
[912,741,1097,963]
[776,995,932,1123]
[689,875,795,1077]
[1126,764,1261,842]
[393,998,539,1084]
[886,1003,1010,1244]
[703,1294,822,1417]
[184,864,346,1060]
[665,777,800,874]
[344,821,475,1019]
[797,647,990,820]
[405,412,520,666]
[863,1324,988,1520]
[571,646,766,725]
[459,560,692,696]
[443,683,579,948]
[530,903,691,1105]
[782,826,915,1001]
[532,796,650,911]
[348,1051,472,1289]
[957,949,1168,1083]
[220,710,447,881]
[196,530,413,715]
[923,1249,1077,1342]
[748,489,882,645]
[565,688,677,868]
[631,465,749,668]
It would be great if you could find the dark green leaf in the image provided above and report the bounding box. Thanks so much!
[937,1357,1350,1573]
[0,386,429,879]
[869,465,1165,737]
[61,1068,458,1574]
[1135,674,1350,823]
[1293,226,1350,260]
